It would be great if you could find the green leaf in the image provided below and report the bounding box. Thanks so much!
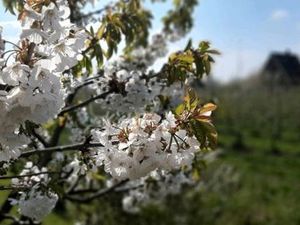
[175,103,185,116]
[90,26,95,36]
[204,58,211,75]
[90,172,106,181]
[184,39,193,51]
[84,56,93,74]
[191,120,206,148]
[199,41,210,52]
[207,49,221,55]
[177,54,194,64]
[95,44,104,67]
[191,120,218,149]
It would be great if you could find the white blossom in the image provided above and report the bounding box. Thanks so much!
[0,0,86,162]
[91,112,200,180]
[18,189,58,222]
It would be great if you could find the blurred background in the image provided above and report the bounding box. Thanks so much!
[1,0,300,224]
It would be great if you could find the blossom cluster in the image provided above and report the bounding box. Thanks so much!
[81,34,168,113]
[0,0,86,162]
[119,149,222,213]
[91,112,201,180]
[91,69,160,113]
[17,190,58,222]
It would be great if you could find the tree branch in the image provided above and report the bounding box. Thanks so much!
[58,90,112,116]
[64,73,103,106]
[21,142,103,158]
[0,186,29,191]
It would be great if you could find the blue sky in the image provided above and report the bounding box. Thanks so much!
[191,0,300,82]
[0,0,300,82]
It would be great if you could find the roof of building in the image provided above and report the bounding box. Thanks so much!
[263,52,300,81]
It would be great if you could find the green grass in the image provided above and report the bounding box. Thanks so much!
[215,155,300,225]
[211,133,300,225]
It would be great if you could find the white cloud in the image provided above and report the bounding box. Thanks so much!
[270,9,289,21]
[0,20,21,29]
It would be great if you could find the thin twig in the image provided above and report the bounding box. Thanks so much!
[0,171,59,180]
[0,186,29,191]
[75,7,107,20]
[31,129,49,147]
[21,142,103,158]
[65,180,128,203]
[3,40,21,50]
[68,188,99,195]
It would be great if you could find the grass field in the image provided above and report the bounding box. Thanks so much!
[212,134,300,225]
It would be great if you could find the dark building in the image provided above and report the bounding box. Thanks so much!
[261,52,300,87]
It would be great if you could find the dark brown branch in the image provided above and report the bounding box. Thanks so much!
[84,73,103,82]
[68,184,141,195]
[58,90,112,116]
[63,72,104,111]
[0,186,29,191]
[68,188,99,195]
[21,142,103,158]
[65,180,128,203]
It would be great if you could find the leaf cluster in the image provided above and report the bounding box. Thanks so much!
[162,41,220,84]
[2,0,22,15]
[74,0,152,76]
[174,90,218,149]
